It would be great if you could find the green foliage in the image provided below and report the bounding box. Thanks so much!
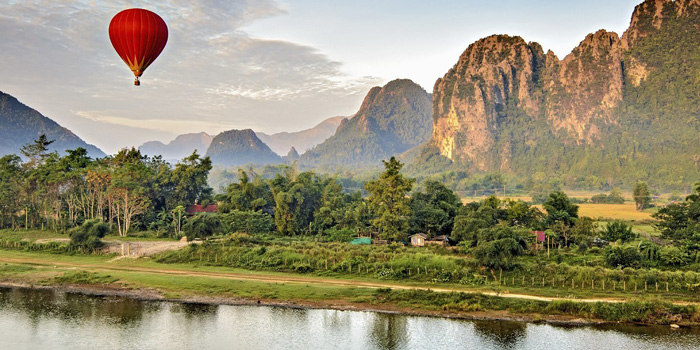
[600,220,635,243]
[653,182,700,243]
[543,191,579,228]
[472,227,527,270]
[220,210,274,235]
[451,196,542,245]
[590,189,625,204]
[51,271,118,285]
[69,219,109,250]
[408,180,461,236]
[659,246,689,267]
[633,182,652,211]
[604,246,642,268]
[182,214,223,240]
[365,157,415,240]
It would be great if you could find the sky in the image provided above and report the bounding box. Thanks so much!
[0,0,642,155]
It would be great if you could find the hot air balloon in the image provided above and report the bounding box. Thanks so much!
[109,9,168,86]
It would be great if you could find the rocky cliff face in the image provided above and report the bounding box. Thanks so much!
[427,0,700,184]
[432,35,548,170]
[301,79,432,170]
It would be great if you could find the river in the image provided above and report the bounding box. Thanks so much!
[0,287,698,350]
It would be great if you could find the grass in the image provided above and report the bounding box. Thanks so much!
[576,203,654,221]
[0,229,66,242]
[1,249,698,324]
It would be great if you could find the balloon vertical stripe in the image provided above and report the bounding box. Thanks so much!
[109,8,168,84]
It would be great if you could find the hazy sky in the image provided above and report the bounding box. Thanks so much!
[0,0,641,154]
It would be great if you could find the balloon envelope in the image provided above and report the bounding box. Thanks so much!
[109,9,168,85]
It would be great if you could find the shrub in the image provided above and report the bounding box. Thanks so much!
[69,219,110,250]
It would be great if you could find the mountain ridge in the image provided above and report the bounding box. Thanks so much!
[0,91,105,158]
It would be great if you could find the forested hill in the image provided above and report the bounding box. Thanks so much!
[300,79,433,171]
[205,129,282,166]
[418,0,700,190]
[0,91,105,158]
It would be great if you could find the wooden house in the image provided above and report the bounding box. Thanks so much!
[426,235,450,247]
[409,233,427,247]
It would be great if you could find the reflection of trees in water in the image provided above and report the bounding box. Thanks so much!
[0,287,159,327]
[369,313,407,350]
[170,302,218,320]
[472,320,526,349]
[321,310,351,331]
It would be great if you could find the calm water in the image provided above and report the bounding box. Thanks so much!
[1,287,698,350]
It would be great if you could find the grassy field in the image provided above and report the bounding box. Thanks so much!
[577,203,655,222]
[1,250,697,325]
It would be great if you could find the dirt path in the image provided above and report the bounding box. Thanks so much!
[1,254,681,306]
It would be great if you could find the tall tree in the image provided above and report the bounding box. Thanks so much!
[409,180,461,236]
[20,134,54,169]
[365,157,414,241]
[0,155,23,228]
[170,150,213,207]
[633,181,652,211]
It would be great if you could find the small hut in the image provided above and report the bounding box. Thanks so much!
[426,235,450,247]
[409,233,427,247]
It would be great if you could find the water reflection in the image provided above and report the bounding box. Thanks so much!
[472,320,526,349]
[1,287,700,350]
[369,313,408,350]
[170,302,218,320]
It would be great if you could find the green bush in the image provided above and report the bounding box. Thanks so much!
[69,219,109,250]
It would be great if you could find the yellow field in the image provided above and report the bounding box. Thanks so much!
[577,203,655,221]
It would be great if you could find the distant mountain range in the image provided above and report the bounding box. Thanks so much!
[0,91,105,158]
[139,132,213,161]
[256,116,345,156]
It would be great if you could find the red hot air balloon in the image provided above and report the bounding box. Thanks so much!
[109,9,168,86]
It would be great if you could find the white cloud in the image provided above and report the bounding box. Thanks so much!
[0,0,378,154]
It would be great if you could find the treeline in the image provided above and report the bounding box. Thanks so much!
[0,135,212,235]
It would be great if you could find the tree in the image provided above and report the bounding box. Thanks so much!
[653,182,700,242]
[170,151,213,207]
[600,220,635,243]
[182,214,223,240]
[633,181,652,211]
[109,148,152,236]
[20,134,54,169]
[365,157,414,241]
[543,191,578,228]
[0,155,23,228]
[409,180,461,236]
[472,226,528,270]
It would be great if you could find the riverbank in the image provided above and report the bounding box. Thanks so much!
[1,251,697,327]
[0,280,599,327]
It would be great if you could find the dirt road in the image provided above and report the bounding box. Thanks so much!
[0,254,676,305]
